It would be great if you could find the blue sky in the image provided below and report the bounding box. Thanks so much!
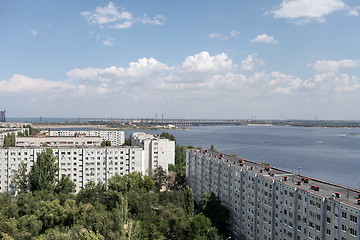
[1,0,360,120]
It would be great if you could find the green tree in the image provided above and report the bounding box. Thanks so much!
[3,133,15,147]
[185,214,221,240]
[55,175,76,194]
[151,166,168,192]
[76,181,106,205]
[200,191,230,235]
[123,138,131,146]
[29,149,59,192]
[100,140,111,146]
[13,161,29,193]
[160,132,176,142]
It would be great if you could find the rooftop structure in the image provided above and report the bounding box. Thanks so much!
[187,149,360,240]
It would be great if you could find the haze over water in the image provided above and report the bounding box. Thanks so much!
[125,125,360,188]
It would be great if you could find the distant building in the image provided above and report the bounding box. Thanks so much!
[0,110,6,122]
[187,149,360,240]
[48,130,125,146]
[131,132,175,172]
[16,136,102,147]
[0,128,28,147]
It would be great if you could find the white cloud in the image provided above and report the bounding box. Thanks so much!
[0,74,74,93]
[346,5,360,16]
[180,51,233,72]
[251,34,278,44]
[140,14,166,25]
[102,38,115,46]
[81,2,132,25]
[209,30,240,40]
[309,59,360,72]
[240,54,266,71]
[67,57,170,84]
[270,0,347,24]
[0,52,348,104]
[30,29,38,37]
[81,2,165,29]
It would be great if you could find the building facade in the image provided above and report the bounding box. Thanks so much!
[0,146,143,193]
[131,132,175,172]
[48,130,125,146]
[16,136,103,147]
[186,149,360,240]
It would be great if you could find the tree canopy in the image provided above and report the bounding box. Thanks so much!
[28,149,59,192]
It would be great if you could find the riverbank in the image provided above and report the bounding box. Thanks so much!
[33,123,186,130]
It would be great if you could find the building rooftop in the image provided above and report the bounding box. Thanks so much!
[192,149,360,209]
[0,146,142,150]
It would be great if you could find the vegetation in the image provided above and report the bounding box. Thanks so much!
[123,137,131,146]
[0,175,222,240]
[17,125,40,137]
[28,149,59,192]
[160,132,176,142]
[3,133,15,147]
[100,140,111,146]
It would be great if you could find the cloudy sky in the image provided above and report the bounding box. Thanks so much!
[1,0,360,120]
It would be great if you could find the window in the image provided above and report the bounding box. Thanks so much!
[326,229,330,235]
[350,228,357,237]
[342,212,347,219]
[341,224,347,232]
[350,215,358,223]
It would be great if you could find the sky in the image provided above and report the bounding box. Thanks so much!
[1,0,360,120]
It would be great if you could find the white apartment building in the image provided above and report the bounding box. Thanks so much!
[0,146,143,193]
[49,130,125,146]
[16,136,102,147]
[131,132,175,172]
[187,149,360,240]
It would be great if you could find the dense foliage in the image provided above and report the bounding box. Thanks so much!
[3,133,15,147]
[0,176,221,240]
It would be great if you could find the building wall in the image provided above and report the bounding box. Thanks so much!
[16,136,102,147]
[0,146,143,193]
[186,149,360,240]
[49,130,125,146]
[131,132,175,172]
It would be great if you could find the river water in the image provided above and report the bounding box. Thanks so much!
[124,125,360,188]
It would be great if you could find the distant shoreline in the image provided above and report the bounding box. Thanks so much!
[33,123,186,131]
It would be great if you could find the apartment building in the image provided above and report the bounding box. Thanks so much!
[186,149,360,240]
[48,130,125,146]
[16,136,102,147]
[131,132,175,172]
[0,146,143,193]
